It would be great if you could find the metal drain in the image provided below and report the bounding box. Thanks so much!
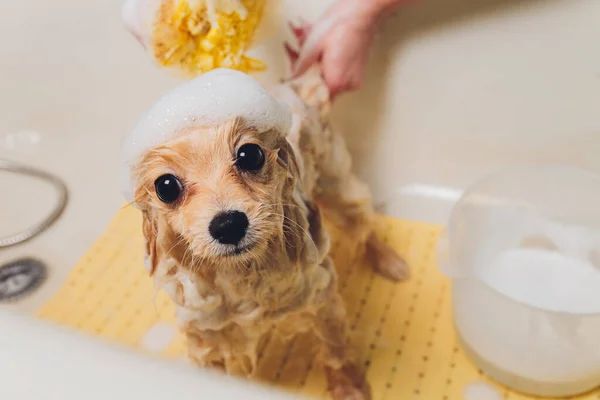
[0,258,47,302]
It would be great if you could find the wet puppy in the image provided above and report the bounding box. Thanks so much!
[121,64,407,400]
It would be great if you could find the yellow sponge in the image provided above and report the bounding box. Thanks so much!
[151,0,267,76]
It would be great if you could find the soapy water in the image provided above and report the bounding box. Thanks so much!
[118,68,291,202]
[478,247,600,314]
[468,212,600,314]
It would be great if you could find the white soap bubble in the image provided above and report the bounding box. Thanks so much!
[118,68,292,202]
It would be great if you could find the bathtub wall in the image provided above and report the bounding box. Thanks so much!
[273,0,600,223]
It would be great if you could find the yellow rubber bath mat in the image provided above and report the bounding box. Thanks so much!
[37,206,600,400]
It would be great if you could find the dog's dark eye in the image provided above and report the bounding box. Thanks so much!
[236,144,265,172]
[154,174,183,204]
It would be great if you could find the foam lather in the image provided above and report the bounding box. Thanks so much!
[118,68,292,202]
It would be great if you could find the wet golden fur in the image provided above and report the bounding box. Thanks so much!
[131,69,408,399]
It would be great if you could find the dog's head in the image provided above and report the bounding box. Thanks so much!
[132,117,308,274]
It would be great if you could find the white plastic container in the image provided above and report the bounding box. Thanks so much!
[437,165,600,397]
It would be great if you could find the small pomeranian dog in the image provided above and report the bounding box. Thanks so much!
[118,38,407,400]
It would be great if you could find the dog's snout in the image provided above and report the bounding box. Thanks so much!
[209,211,249,245]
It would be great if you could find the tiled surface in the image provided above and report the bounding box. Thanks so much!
[36,206,600,399]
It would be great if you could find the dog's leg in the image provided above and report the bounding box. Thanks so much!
[312,262,371,400]
[283,27,408,281]
[282,41,408,281]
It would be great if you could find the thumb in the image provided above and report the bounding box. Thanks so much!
[292,16,339,77]
[292,40,322,78]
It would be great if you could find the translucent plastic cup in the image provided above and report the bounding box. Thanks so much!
[437,165,600,397]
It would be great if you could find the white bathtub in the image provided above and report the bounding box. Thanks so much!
[1,0,599,398]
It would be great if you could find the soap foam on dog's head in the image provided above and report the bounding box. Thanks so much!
[118,68,292,202]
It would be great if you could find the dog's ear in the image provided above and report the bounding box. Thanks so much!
[274,137,329,263]
[281,194,329,264]
[274,137,305,262]
[304,199,329,258]
[142,209,160,276]
[281,192,307,263]
[275,137,301,182]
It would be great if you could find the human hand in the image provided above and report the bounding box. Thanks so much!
[289,0,381,98]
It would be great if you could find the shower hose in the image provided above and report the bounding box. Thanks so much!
[0,159,68,248]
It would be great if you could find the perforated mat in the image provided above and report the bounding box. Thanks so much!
[37,207,600,400]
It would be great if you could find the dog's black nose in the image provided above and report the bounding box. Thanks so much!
[209,211,249,245]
